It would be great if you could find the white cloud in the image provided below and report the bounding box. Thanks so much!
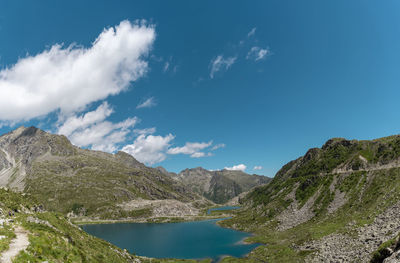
[57,101,223,164]
[122,137,223,163]
[209,55,237,78]
[246,46,269,61]
[57,102,113,137]
[247,27,256,37]
[69,118,137,152]
[211,143,225,151]
[224,164,247,171]
[190,152,208,158]
[136,97,157,109]
[134,127,156,135]
[122,134,174,165]
[253,166,263,170]
[57,102,138,153]
[167,141,212,158]
[163,61,170,72]
[0,20,155,122]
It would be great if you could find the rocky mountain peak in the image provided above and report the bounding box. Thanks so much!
[321,137,355,150]
[18,126,40,137]
[192,167,209,172]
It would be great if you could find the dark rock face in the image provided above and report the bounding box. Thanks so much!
[321,138,352,150]
[204,175,242,204]
[303,148,321,162]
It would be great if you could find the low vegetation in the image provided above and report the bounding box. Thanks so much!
[218,136,400,262]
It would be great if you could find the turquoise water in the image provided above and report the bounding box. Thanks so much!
[81,219,258,261]
[207,206,241,215]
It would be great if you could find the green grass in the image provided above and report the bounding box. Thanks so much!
[13,212,137,263]
[0,223,15,253]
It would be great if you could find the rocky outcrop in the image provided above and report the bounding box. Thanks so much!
[384,249,400,263]
[118,199,201,217]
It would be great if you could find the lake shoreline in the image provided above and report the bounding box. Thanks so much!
[73,205,242,225]
[72,215,227,225]
[80,211,259,262]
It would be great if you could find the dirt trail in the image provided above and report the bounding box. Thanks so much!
[0,226,29,263]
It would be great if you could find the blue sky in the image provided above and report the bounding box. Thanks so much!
[0,1,400,176]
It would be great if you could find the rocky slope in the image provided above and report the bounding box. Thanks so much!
[0,126,209,220]
[219,135,400,262]
[164,167,271,204]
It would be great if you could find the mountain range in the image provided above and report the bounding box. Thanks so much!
[160,167,270,204]
[0,126,268,220]
[3,126,400,262]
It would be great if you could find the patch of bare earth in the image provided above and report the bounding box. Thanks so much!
[276,184,317,231]
[327,175,347,214]
[0,226,29,263]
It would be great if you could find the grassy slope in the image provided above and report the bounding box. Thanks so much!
[217,136,400,262]
[0,189,137,262]
[0,189,211,263]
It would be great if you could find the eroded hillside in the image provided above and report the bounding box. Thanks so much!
[220,136,400,262]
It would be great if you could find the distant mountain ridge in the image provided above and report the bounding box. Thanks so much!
[160,166,271,204]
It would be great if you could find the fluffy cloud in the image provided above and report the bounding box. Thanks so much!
[209,55,237,78]
[224,164,247,171]
[253,166,263,170]
[247,27,256,37]
[121,134,174,165]
[246,46,269,61]
[122,138,223,164]
[57,103,222,164]
[0,20,155,122]
[56,101,224,164]
[167,141,212,158]
[57,102,113,137]
[57,102,138,152]
[136,97,157,109]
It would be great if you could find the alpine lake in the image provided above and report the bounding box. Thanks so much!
[81,206,258,262]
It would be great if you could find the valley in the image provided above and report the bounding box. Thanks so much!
[0,2,396,262]
[2,127,400,262]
